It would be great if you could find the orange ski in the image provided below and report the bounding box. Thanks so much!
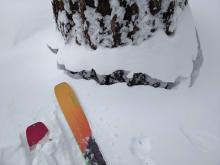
[55,82,106,165]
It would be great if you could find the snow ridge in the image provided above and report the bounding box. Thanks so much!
[189,29,204,87]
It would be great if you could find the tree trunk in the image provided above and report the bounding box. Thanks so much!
[52,0,188,50]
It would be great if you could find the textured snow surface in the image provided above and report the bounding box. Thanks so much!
[0,112,85,165]
[57,6,197,83]
[130,136,156,165]
[0,0,220,165]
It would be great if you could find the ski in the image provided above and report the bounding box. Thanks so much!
[54,82,106,165]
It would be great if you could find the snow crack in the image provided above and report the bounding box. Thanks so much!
[189,29,204,87]
[57,63,177,89]
[47,45,59,54]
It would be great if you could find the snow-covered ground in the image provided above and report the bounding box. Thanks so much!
[0,0,220,165]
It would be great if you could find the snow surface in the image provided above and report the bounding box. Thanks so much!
[57,6,197,83]
[0,112,85,165]
[0,0,220,165]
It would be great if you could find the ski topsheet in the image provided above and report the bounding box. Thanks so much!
[55,82,106,165]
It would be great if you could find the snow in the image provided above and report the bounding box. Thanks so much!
[0,0,220,165]
[130,136,156,165]
[189,29,203,87]
[57,6,197,83]
[0,112,85,165]
[59,0,187,48]
[180,126,220,153]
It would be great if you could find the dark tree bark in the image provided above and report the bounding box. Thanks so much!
[52,0,188,49]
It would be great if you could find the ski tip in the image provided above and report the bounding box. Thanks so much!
[54,82,93,152]
[26,122,49,150]
[54,82,74,102]
[54,82,74,98]
[54,82,69,91]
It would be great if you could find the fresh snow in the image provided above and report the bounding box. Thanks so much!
[58,6,197,83]
[0,112,85,165]
[0,0,220,165]
[130,136,156,165]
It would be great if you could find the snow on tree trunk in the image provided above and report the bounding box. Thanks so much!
[52,0,188,50]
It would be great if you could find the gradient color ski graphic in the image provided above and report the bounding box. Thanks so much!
[55,82,106,165]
